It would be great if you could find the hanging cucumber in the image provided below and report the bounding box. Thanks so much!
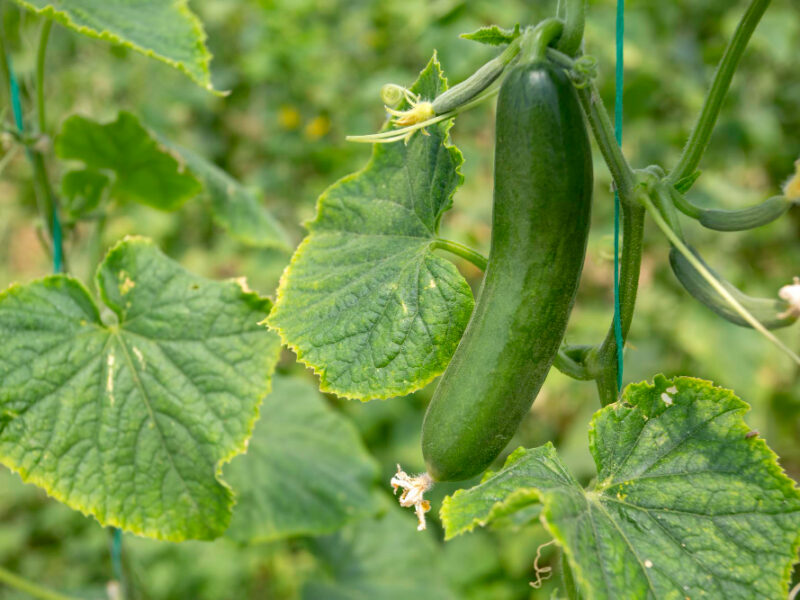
[421,50,592,482]
[669,246,796,329]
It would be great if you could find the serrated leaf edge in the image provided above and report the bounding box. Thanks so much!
[266,53,469,401]
[0,236,279,541]
[11,0,217,92]
[575,375,800,599]
[440,443,557,540]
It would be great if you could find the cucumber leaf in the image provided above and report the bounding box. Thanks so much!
[60,168,110,219]
[164,142,293,250]
[268,54,472,400]
[10,0,215,90]
[442,376,800,599]
[225,375,379,542]
[460,25,521,46]
[56,112,290,249]
[303,504,455,600]
[0,237,281,541]
[56,112,202,212]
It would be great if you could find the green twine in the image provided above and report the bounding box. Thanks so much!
[7,57,23,132]
[613,0,625,392]
[6,52,62,273]
[111,528,123,584]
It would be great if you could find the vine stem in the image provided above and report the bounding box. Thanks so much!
[560,55,642,404]
[641,192,800,365]
[667,0,771,186]
[433,239,488,270]
[0,16,64,271]
[573,78,636,202]
[557,0,586,56]
[592,202,645,405]
[0,565,80,600]
[545,49,643,400]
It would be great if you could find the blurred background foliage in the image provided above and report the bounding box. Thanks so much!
[0,0,798,598]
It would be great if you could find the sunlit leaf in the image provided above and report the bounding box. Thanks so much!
[268,54,473,400]
[0,237,281,540]
[442,376,800,599]
[11,0,215,90]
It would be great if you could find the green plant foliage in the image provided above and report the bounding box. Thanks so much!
[166,142,293,250]
[0,237,281,541]
[10,0,215,90]
[225,375,380,543]
[55,111,202,212]
[303,505,455,600]
[268,55,473,400]
[60,168,109,220]
[442,376,800,599]
[459,24,520,46]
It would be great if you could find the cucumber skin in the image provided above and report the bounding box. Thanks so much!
[421,60,592,482]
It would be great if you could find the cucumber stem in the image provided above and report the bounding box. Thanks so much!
[546,48,642,402]
[554,349,592,381]
[521,19,564,63]
[0,565,79,600]
[433,239,488,270]
[669,186,702,219]
[557,0,586,56]
[668,0,771,187]
[573,79,636,201]
[652,184,684,238]
[591,201,646,405]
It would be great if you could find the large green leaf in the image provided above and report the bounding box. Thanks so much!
[303,505,455,600]
[11,0,214,90]
[0,237,281,541]
[268,54,473,400]
[442,376,800,599]
[166,142,293,250]
[56,112,202,212]
[225,375,379,542]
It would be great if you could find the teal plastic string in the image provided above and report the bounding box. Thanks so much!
[111,528,123,584]
[6,53,62,273]
[7,56,24,132]
[613,0,625,392]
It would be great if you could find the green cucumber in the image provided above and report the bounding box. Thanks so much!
[698,196,794,231]
[670,186,795,232]
[421,59,592,482]
[669,245,796,329]
[431,36,522,115]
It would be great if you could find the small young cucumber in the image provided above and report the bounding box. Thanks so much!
[669,246,796,329]
[421,59,592,482]
[670,186,796,232]
[697,196,794,231]
[431,36,522,115]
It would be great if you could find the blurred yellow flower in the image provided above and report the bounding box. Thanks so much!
[278,105,302,130]
[304,115,331,140]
